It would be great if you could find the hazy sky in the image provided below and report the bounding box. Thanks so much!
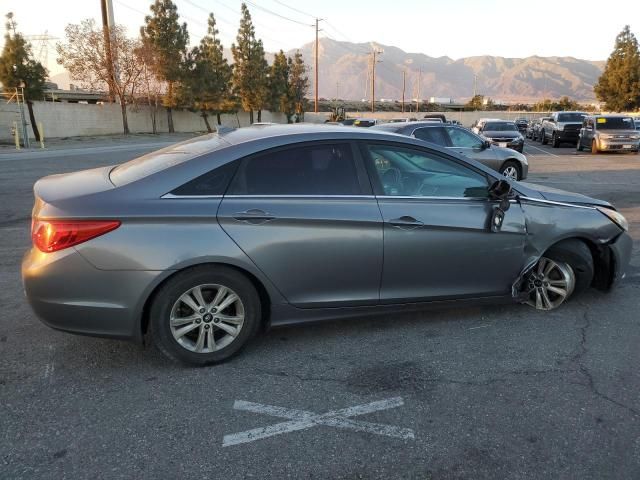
[2,0,638,77]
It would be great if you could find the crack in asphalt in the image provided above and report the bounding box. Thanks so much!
[250,308,639,418]
[568,310,639,417]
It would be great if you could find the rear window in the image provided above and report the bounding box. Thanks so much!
[557,113,585,122]
[483,122,517,132]
[110,134,230,185]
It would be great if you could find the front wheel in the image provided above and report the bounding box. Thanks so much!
[500,160,521,180]
[591,140,600,154]
[524,239,594,311]
[541,130,548,145]
[150,266,262,365]
[552,133,560,148]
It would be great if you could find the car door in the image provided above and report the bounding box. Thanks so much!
[444,126,501,171]
[217,141,383,308]
[361,141,527,303]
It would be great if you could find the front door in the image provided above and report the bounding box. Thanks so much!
[361,141,527,303]
[218,142,383,308]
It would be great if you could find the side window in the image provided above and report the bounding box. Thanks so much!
[413,127,449,147]
[171,160,239,196]
[365,143,489,198]
[229,143,361,195]
[445,127,483,149]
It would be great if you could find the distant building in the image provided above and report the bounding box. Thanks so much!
[429,97,454,104]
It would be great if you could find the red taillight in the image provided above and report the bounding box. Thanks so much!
[31,219,121,253]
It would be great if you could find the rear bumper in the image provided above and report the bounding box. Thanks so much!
[22,247,162,342]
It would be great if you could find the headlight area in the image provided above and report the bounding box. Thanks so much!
[597,207,629,232]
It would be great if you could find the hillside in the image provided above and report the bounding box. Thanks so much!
[288,38,604,102]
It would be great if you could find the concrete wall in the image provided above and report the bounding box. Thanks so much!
[0,101,288,143]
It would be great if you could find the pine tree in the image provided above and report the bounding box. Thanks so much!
[595,25,640,112]
[0,13,47,141]
[287,51,309,123]
[140,0,189,132]
[180,13,232,131]
[231,3,268,124]
[268,50,289,116]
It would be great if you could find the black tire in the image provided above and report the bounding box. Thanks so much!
[576,138,583,152]
[150,265,262,366]
[591,140,599,154]
[552,133,560,148]
[545,239,594,296]
[541,130,548,145]
[499,160,522,180]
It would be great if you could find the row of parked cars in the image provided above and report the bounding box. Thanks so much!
[525,112,640,153]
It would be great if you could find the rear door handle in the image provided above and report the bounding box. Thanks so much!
[388,215,424,229]
[232,209,276,223]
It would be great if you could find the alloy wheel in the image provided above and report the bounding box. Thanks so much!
[525,257,576,311]
[169,283,245,353]
[502,165,519,180]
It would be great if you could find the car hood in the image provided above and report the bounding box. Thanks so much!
[482,131,520,138]
[517,181,612,208]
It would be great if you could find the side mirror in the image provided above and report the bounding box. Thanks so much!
[483,140,491,149]
[488,179,513,233]
[488,179,512,199]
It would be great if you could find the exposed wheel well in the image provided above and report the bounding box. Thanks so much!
[140,263,272,339]
[543,237,612,290]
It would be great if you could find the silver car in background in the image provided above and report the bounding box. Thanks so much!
[23,125,631,366]
[371,121,528,180]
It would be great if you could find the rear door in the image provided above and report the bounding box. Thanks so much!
[361,141,526,302]
[412,126,451,147]
[217,142,383,308]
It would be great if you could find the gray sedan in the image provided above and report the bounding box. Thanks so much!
[23,124,631,366]
[371,121,528,180]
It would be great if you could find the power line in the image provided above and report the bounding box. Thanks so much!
[244,0,314,27]
[270,0,316,19]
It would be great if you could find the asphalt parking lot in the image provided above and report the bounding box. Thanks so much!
[1,138,639,479]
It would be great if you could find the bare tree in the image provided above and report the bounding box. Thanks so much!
[56,19,143,134]
[134,42,166,134]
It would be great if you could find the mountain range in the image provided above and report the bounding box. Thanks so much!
[49,38,605,103]
[289,38,605,103]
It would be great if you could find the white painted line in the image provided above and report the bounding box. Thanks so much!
[222,397,414,447]
[525,144,560,157]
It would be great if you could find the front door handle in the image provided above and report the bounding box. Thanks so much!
[388,215,424,229]
[232,209,276,224]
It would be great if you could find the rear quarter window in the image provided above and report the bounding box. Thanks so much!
[110,134,230,186]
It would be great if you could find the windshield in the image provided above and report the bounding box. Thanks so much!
[596,117,636,130]
[110,134,230,185]
[483,122,518,132]
[557,113,585,122]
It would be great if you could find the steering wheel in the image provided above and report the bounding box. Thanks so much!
[381,168,403,195]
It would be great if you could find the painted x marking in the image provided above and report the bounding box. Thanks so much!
[223,396,415,447]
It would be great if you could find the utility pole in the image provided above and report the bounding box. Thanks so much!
[370,48,383,113]
[401,70,406,113]
[473,74,477,98]
[16,86,29,149]
[314,18,323,113]
[416,69,421,113]
[100,0,116,102]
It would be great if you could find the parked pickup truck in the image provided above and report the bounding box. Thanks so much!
[541,112,587,147]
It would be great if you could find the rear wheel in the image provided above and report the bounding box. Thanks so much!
[524,239,594,310]
[500,160,522,180]
[576,137,583,152]
[150,266,261,365]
